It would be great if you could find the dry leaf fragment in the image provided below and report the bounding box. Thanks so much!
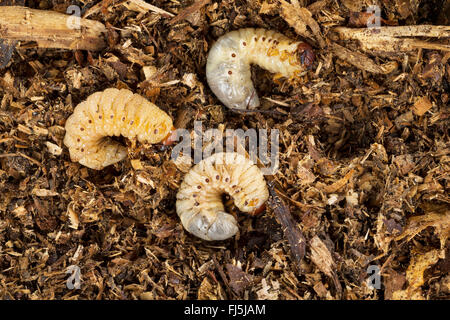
[310,236,335,278]
[280,1,326,47]
[309,235,342,296]
[280,1,311,39]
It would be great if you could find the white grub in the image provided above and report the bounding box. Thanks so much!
[63,88,173,170]
[176,152,269,241]
[206,28,314,110]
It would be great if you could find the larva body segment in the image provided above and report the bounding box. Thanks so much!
[176,152,269,241]
[206,28,314,110]
[64,88,173,170]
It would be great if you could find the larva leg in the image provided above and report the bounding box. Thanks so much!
[64,88,174,170]
[176,152,269,241]
[206,28,314,110]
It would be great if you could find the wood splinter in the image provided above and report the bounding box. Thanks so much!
[0,6,107,51]
[333,25,450,52]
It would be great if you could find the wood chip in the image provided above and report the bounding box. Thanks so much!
[412,96,432,116]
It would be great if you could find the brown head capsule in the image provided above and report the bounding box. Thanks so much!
[297,42,315,68]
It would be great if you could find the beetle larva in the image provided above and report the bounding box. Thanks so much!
[176,152,269,241]
[206,28,314,110]
[64,88,174,170]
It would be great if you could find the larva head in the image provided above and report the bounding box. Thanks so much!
[296,42,315,68]
[161,126,177,146]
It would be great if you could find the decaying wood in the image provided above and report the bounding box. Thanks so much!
[0,0,25,69]
[330,43,398,74]
[333,25,450,52]
[0,6,107,51]
[267,181,306,274]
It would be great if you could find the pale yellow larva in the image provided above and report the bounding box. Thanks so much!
[176,152,269,241]
[206,28,315,110]
[63,88,174,170]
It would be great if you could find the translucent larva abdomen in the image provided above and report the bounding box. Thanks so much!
[176,152,269,241]
[63,88,174,170]
[206,28,314,110]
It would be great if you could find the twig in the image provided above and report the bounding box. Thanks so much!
[0,6,107,51]
[335,25,450,39]
[333,26,450,52]
[267,181,306,274]
[330,43,398,74]
[212,255,235,299]
[124,0,174,17]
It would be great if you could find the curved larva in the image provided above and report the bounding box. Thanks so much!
[206,28,314,110]
[176,152,269,241]
[63,88,174,170]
